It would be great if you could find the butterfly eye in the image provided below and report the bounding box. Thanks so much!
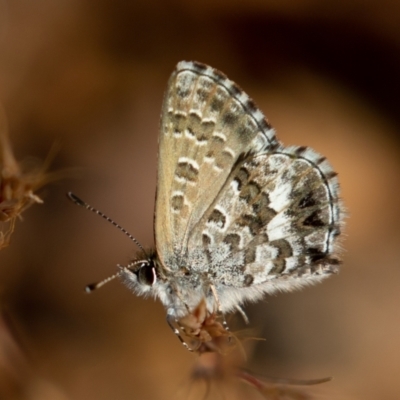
[137,264,157,286]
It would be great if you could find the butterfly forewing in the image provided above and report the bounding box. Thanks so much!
[155,61,278,269]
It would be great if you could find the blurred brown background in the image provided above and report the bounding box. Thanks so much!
[1,0,400,399]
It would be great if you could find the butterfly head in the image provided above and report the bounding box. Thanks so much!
[118,250,174,301]
[118,250,200,317]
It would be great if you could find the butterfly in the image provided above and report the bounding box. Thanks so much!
[69,61,344,349]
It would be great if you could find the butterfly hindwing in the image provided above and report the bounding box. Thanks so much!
[186,146,342,311]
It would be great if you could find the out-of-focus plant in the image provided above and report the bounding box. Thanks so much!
[0,107,57,250]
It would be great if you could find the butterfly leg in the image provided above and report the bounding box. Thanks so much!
[209,284,230,332]
[166,314,196,352]
[235,304,249,324]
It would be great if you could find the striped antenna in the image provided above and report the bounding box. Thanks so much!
[85,271,122,293]
[67,192,146,254]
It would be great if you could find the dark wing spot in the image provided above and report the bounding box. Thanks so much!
[244,274,254,286]
[173,129,182,136]
[245,99,258,113]
[171,194,184,211]
[205,150,214,158]
[325,171,338,180]
[176,86,190,98]
[213,69,227,81]
[176,161,199,182]
[258,118,272,131]
[299,192,317,209]
[196,87,210,102]
[230,83,242,96]
[188,111,202,123]
[192,61,207,71]
[202,233,211,246]
[211,135,225,144]
[307,247,326,263]
[303,210,326,227]
[244,234,269,264]
[208,209,226,228]
[295,146,307,156]
[240,181,261,202]
[268,141,280,151]
[233,167,250,190]
[269,259,286,275]
[186,127,195,137]
[252,193,277,225]
[175,77,193,99]
[197,120,215,142]
[236,119,256,142]
[188,112,203,137]
[222,111,239,126]
[210,96,225,112]
[244,247,256,263]
[169,112,186,132]
[270,239,293,258]
[202,233,212,263]
[237,214,263,236]
[223,233,241,251]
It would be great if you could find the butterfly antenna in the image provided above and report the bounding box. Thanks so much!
[85,271,122,293]
[67,192,146,254]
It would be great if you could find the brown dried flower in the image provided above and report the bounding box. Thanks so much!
[0,108,55,249]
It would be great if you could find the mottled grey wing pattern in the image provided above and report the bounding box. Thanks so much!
[187,147,342,299]
[155,61,343,309]
[155,61,278,269]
